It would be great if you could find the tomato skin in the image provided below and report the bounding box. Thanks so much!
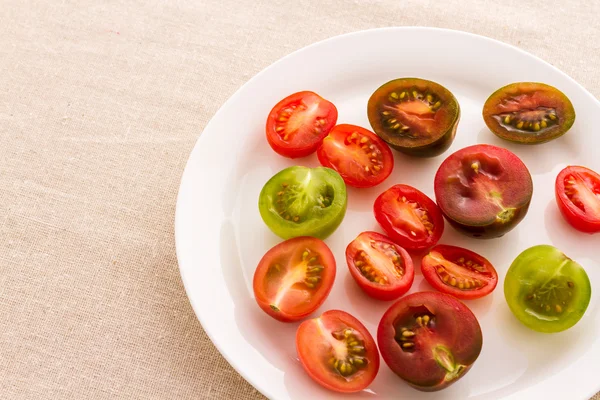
[373,184,444,251]
[377,291,482,391]
[317,124,394,188]
[296,310,380,393]
[266,91,338,158]
[253,237,336,322]
[555,165,600,233]
[346,232,414,301]
[421,245,498,300]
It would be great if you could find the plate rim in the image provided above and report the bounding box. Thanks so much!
[175,26,600,400]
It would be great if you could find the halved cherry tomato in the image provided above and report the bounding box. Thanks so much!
[266,91,338,158]
[377,292,482,391]
[483,82,575,144]
[421,245,498,300]
[434,144,533,238]
[346,232,414,300]
[259,166,347,239]
[253,237,336,322]
[296,310,380,393]
[504,245,591,333]
[367,78,460,157]
[373,184,444,251]
[555,165,600,233]
[317,124,394,188]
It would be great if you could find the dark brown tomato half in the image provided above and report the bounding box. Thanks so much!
[367,78,460,157]
[296,310,380,393]
[421,244,498,300]
[377,291,482,392]
[345,231,414,301]
[483,82,575,144]
[434,144,533,238]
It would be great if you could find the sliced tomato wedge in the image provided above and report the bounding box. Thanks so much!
[555,165,600,233]
[373,184,444,251]
[421,245,498,300]
[296,310,380,393]
[346,232,414,300]
[266,91,338,158]
[317,124,394,188]
[253,237,336,322]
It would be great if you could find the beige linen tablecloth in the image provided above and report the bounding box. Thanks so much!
[1,0,599,399]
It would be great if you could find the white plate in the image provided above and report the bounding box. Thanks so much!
[175,27,600,400]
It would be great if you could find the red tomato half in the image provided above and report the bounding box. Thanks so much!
[374,184,444,251]
[296,310,380,393]
[317,124,394,188]
[346,232,414,300]
[555,165,600,233]
[421,245,498,299]
[253,237,336,322]
[266,91,338,158]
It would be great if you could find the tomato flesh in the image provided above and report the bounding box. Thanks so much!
[555,165,600,233]
[266,91,338,158]
[296,310,379,393]
[377,292,482,391]
[483,82,575,144]
[367,78,460,157]
[504,245,591,333]
[317,124,394,188]
[253,237,336,322]
[421,245,498,299]
[258,166,347,239]
[373,184,444,251]
[345,231,414,301]
[434,144,533,238]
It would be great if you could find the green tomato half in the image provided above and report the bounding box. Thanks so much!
[504,245,591,333]
[259,166,347,239]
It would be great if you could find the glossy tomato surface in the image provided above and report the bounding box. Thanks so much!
[258,166,347,239]
[345,231,414,301]
[555,165,600,233]
[296,310,379,393]
[434,144,533,238]
[374,184,444,251]
[483,82,575,144]
[377,291,482,391]
[266,91,338,158]
[504,245,591,333]
[421,245,498,299]
[253,237,336,322]
[317,124,394,188]
[367,78,460,157]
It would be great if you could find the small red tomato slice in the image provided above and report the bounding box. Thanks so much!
[346,231,414,300]
[296,310,380,393]
[377,292,482,391]
[374,184,444,251]
[555,165,600,233]
[317,124,394,188]
[253,237,336,322]
[421,245,498,299]
[266,91,338,158]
